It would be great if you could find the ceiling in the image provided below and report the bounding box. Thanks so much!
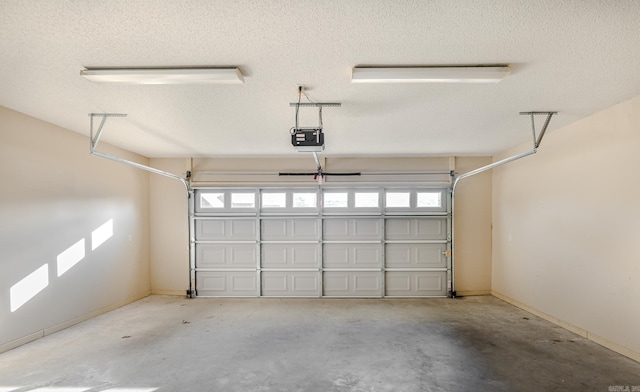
[2,1,640,158]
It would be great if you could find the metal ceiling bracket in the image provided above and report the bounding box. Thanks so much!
[90,113,127,151]
[88,113,191,191]
[288,102,342,107]
[519,111,557,149]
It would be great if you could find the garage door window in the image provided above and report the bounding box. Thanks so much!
[293,193,317,208]
[200,193,224,209]
[386,192,410,208]
[262,193,286,208]
[323,192,348,208]
[417,192,441,208]
[231,193,255,208]
[355,192,379,208]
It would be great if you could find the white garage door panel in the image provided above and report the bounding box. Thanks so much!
[197,219,225,238]
[323,244,381,268]
[262,272,319,297]
[385,271,446,296]
[323,271,381,297]
[196,219,257,241]
[385,218,447,240]
[385,243,447,268]
[261,244,319,268]
[197,271,258,297]
[261,219,319,241]
[196,243,257,268]
[193,187,450,298]
[323,219,382,241]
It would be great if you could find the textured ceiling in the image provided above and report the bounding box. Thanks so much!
[1,1,640,158]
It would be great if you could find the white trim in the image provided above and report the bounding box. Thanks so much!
[1,291,150,354]
[492,291,640,363]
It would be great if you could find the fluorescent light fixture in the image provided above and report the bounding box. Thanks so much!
[351,66,510,83]
[80,67,244,84]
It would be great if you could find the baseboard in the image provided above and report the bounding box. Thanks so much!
[0,330,44,354]
[456,290,491,296]
[150,290,188,296]
[491,290,640,364]
[0,291,150,355]
[587,333,640,364]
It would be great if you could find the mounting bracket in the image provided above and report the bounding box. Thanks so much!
[90,113,127,151]
[288,102,342,107]
[519,111,557,149]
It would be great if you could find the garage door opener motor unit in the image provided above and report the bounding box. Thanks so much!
[290,86,341,152]
[292,128,324,152]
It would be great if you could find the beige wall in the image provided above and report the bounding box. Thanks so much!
[0,106,150,353]
[149,156,493,295]
[453,157,493,295]
[5,92,639,360]
[149,158,189,295]
[492,95,640,361]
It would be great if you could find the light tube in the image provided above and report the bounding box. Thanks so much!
[80,67,244,84]
[351,66,510,83]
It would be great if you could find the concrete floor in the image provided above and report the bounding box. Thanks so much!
[1,296,639,392]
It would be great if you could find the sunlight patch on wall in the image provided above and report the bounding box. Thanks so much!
[0,387,21,392]
[57,239,86,277]
[92,219,113,251]
[10,264,49,312]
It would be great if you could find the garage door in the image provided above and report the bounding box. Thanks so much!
[192,187,450,297]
